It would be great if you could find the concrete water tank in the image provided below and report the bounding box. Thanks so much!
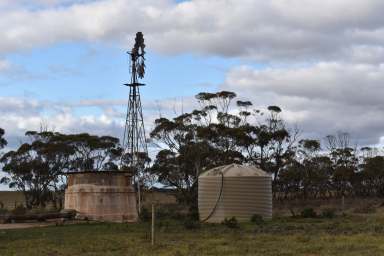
[64,171,138,222]
[198,164,272,222]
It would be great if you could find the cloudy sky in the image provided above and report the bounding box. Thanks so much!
[1,0,384,154]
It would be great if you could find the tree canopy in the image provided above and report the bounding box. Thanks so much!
[0,131,122,208]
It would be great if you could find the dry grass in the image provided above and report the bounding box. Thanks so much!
[1,212,384,255]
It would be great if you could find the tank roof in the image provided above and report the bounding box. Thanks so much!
[199,164,269,177]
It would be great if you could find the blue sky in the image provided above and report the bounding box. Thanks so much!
[2,42,235,100]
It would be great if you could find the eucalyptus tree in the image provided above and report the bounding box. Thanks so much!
[0,131,122,208]
[0,131,72,208]
[150,90,297,211]
[325,132,358,197]
[0,128,6,150]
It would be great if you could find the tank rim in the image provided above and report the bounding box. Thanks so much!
[62,170,132,176]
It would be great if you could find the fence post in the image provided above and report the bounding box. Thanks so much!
[151,203,155,246]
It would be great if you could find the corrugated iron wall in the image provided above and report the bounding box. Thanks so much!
[199,176,272,222]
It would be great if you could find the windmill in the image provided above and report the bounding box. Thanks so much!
[121,32,148,213]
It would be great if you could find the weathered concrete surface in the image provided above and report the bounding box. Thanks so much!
[64,172,138,222]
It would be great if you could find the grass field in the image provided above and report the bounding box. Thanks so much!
[1,212,384,256]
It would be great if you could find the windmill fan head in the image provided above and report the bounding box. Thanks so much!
[138,60,145,79]
[132,32,146,79]
[135,32,145,50]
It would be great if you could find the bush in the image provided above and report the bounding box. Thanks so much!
[300,208,317,218]
[0,208,8,215]
[11,204,27,215]
[250,214,264,225]
[157,220,171,232]
[321,208,336,219]
[354,205,376,214]
[29,207,55,215]
[187,208,199,221]
[155,204,185,220]
[139,207,151,222]
[183,219,200,230]
[222,217,239,229]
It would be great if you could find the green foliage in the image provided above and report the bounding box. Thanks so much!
[236,100,252,108]
[155,204,185,220]
[354,205,376,214]
[139,207,151,222]
[150,90,295,213]
[267,105,281,113]
[0,128,7,150]
[183,219,200,230]
[299,139,321,153]
[0,131,122,208]
[222,217,239,229]
[300,208,317,218]
[250,214,264,224]
[187,208,199,221]
[321,208,336,219]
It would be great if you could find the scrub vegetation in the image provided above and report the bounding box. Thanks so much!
[2,210,384,256]
[2,91,384,217]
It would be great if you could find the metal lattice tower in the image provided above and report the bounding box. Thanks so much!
[121,32,148,212]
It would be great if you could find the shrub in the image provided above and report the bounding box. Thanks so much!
[354,205,376,214]
[155,204,185,220]
[321,208,336,219]
[222,217,239,229]
[250,214,264,224]
[183,219,200,230]
[157,220,171,232]
[29,207,55,215]
[139,207,151,222]
[187,208,199,221]
[300,208,317,218]
[11,204,27,215]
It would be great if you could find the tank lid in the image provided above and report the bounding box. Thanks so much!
[199,164,269,177]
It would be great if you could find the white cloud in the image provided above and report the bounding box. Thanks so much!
[0,95,197,149]
[0,60,10,72]
[221,62,384,145]
[0,0,384,62]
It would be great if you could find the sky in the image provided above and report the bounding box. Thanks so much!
[1,0,384,181]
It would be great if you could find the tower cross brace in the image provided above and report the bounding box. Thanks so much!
[121,32,148,213]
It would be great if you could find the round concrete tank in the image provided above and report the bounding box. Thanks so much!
[198,164,272,223]
[64,171,138,222]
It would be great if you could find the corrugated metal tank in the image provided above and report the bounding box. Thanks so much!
[198,164,272,222]
[64,171,138,222]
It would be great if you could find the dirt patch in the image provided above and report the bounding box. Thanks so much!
[0,223,53,230]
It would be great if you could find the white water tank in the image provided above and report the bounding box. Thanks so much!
[198,164,272,222]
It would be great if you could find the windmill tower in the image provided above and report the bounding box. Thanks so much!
[121,32,148,213]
